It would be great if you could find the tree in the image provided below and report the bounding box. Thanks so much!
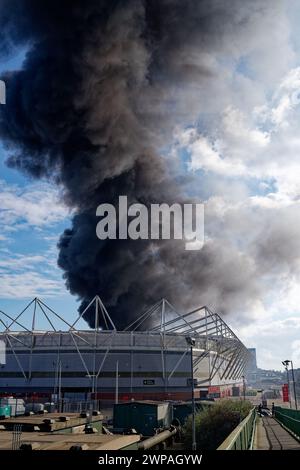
[184,399,252,450]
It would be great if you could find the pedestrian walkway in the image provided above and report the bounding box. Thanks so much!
[254,416,300,450]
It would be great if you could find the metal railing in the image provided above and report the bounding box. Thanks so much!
[217,407,256,450]
[12,424,22,450]
[274,407,300,440]
[61,399,101,413]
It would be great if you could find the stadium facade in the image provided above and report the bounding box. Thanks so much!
[0,297,250,402]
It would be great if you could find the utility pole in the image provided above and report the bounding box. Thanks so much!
[282,360,293,409]
[242,375,246,401]
[58,360,62,413]
[290,361,298,410]
[115,360,119,404]
[186,337,196,451]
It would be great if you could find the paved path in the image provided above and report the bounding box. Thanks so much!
[255,416,300,450]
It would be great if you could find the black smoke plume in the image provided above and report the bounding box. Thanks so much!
[0,0,270,327]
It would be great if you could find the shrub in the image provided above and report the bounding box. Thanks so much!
[183,399,252,450]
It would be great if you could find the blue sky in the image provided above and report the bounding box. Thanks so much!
[2,2,300,369]
[0,49,79,325]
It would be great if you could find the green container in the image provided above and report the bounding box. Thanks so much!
[172,402,203,426]
[172,403,192,425]
[114,401,171,436]
[0,405,11,417]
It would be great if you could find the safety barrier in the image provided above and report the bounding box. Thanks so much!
[217,407,256,450]
[274,407,300,440]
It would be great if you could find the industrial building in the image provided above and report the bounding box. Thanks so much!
[0,297,250,402]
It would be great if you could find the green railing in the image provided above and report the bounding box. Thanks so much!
[274,407,300,440]
[217,407,256,450]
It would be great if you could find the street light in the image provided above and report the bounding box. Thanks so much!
[282,361,291,409]
[282,361,292,409]
[282,360,298,410]
[186,336,196,451]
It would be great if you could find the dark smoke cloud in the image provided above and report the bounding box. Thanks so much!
[0,0,275,327]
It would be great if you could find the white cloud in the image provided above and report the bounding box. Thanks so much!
[175,65,300,200]
[0,247,66,299]
[0,253,46,272]
[0,180,69,300]
[172,59,300,369]
[237,315,300,370]
[222,107,270,148]
[0,271,64,299]
[0,180,69,231]
[272,67,300,126]
[183,130,244,176]
[291,340,300,365]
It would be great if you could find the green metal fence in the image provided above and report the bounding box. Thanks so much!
[217,407,256,450]
[274,407,300,439]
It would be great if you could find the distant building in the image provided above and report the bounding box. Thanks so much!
[246,348,258,386]
[247,348,257,372]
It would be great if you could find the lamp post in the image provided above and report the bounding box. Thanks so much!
[58,360,62,413]
[282,361,291,408]
[115,360,119,405]
[242,375,246,401]
[290,361,298,411]
[53,360,62,412]
[186,336,196,451]
[282,360,298,410]
[282,361,292,409]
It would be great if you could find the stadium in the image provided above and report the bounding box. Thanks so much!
[0,297,250,403]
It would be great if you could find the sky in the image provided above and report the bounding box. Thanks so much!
[1,1,300,370]
[0,50,79,325]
